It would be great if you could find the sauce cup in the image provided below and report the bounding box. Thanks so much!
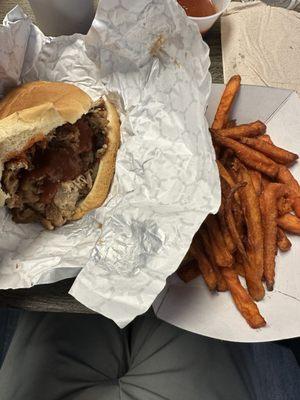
[187,0,231,34]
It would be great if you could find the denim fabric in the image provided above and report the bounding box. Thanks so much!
[280,339,300,365]
[227,341,300,400]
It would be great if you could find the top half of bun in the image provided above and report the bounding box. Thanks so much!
[0,81,93,162]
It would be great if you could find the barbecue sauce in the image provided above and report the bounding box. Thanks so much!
[76,119,94,153]
[40,181,59,204]
[21,117,95,204]
[33,147,83,182]
[178,0,217,17]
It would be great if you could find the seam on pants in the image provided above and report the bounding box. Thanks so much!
[119,377,123,400]
[119,379,171,400]
[129,318,163,367]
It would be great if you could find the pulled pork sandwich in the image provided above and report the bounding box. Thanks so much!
[0,81,120,230]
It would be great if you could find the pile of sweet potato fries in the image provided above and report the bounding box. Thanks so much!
[178,75,300,329]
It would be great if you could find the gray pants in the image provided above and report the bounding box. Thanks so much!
[0,309,299,400]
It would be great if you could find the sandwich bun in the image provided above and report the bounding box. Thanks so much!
[0,81,120,224]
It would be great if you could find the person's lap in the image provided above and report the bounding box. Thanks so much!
[0,309,299,400]
[0,309,20,366]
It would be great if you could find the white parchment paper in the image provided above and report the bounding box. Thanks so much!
[0,1,220,327]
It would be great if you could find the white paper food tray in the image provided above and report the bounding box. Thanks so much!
[153,84,300,343]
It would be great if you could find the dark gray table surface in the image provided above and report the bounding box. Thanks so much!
[0,22,223,314]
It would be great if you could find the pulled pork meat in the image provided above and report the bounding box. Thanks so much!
[2,104,108,229]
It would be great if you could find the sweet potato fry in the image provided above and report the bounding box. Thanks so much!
[204,214,234,268]
[230,161,247,238]
[236,163,265,300]
[277,196,293,216]
[235,249,244,265]
[224,181,248,260]
[212,75,241,129]
[177,259,200,283]
[249,170,262,196]
[261,183,288,291]
[277,165,300,193]
[277,166,300,217]
[219,148,234,166]
[218,178,236,253]
[190,239,218,291]
[215,121,266,139]
[217,160,236,188]
[234,262,246,278]
[261,176,270,191]
[277,213,300,235]
[214,266,228,292]
[197,228,228,292]
[181,251,194,265]
[224,178,264,301]
[218,204,236,254]
[211,132,279,178]
[258,134,273,144]
[217,161,241,204]
[232,199,245,238]
[226,119,237,128]
[240,137,298,165]
[197,227,213,259]
[220,170,244,229]
[292,197,300,218]
[277,227,292,252]
[221,268,266,329]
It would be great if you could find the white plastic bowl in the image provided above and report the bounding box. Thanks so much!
[187,0,231,34]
